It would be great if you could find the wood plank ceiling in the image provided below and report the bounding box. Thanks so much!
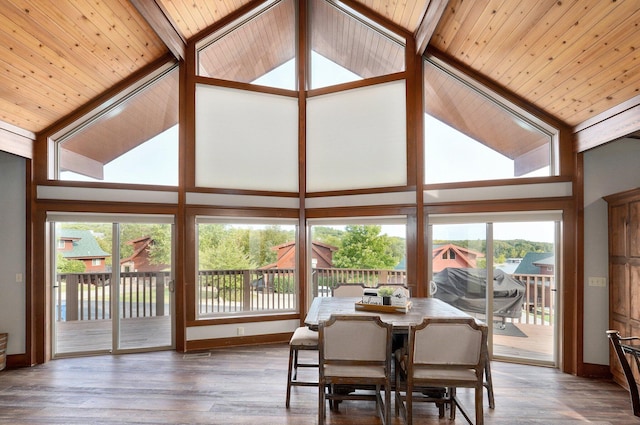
[0,0,639,161]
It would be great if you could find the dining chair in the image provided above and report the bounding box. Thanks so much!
[395,317,488,425]
[332,283,366,297]
[606,329,640,416]
[286,283,368,407]
[285,326,318,408]
[318,314,393,425]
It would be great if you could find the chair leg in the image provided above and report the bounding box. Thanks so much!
[449,387,456,420]
[484,357,495,409]
[384,384,391,425]
[318,380,326,425]
[406,383,413,425]
[285,346,295,408]
[475,384,485,425]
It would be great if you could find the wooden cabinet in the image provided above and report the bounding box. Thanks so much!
[605,188,640,387]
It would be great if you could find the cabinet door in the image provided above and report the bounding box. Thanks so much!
[611,263,629,318]
[610,204,628,257]
[630,201,640,258]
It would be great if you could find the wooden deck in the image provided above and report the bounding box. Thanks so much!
[0,344,634,424]
[55,316,554,363]
[493,322,554,363]
[55,316,172,355]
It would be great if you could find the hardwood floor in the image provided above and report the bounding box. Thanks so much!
[0,344,636,425]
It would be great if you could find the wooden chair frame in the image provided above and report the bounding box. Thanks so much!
[285,326,318,408]
[606,329,640,417]
[318,314,393,425]
[395,317,488,425]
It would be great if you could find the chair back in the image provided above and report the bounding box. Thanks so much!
[332,283,366,298]
[320,315,392,363]
[411,317,486,369]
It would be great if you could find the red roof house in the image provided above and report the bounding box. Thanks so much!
[432,243,484,273]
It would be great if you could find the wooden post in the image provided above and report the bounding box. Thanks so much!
[155,273,165,317]
[243,271,251,311]
[66,275,79,321]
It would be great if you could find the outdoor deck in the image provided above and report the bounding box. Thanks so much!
[55,315,553,364]
[55,316,172,354]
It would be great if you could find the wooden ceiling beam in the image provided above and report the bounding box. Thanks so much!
[0,119,34,159]
[415,0,450,56]
[573,94,640,152]
[130,0,186,61]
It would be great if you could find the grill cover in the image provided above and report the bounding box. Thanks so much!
[432,268,525,319]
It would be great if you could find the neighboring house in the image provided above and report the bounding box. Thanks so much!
[496,258,522,274]
[514,252,555,275]
[120,236,168,273]
[261,240,337,269]
[57,229,110,272]
[432,243,484,273]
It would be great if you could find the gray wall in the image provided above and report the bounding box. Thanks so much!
[583,137,640,364]
[0,151,26,355]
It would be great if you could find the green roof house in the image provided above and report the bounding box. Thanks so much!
[58,229,110,272]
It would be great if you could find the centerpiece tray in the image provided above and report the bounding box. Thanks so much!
[354,300,412,314]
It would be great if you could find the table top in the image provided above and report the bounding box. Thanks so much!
[304,296,472,331]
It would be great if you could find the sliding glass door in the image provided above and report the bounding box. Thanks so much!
[51,216,174,357]
[428,214,558,366]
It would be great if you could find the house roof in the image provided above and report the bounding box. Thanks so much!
[1,0,639,161]
[59,229,110,260]
[514,252,554,275]
[120,236,152,264]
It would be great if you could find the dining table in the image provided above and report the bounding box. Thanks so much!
[304,296,474,333]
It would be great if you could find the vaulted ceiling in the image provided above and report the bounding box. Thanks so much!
[1,0,639,160]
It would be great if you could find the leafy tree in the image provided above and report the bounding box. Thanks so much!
[312,226,344,249]
[56,252,85,273]
[333,225,399,269]
[200,233,253,270]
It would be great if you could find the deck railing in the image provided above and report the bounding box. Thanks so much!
[55,272,171,321]
[513,273,555,326]
[56,269,553,326]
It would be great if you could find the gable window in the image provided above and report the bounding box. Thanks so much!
[53,64,179,186]
[423,57,557,185]
[197,0,296,91]
[308,0,405,89]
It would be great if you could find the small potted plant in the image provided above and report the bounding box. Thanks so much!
[377,287,394,305]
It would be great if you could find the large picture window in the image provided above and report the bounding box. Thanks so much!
[307,217,407,300]
[195,217,298,319]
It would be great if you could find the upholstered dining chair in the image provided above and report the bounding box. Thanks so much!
[285,325,319,407]
[395,317,488,425]
[318,314,393,425]
[286,282,369,407]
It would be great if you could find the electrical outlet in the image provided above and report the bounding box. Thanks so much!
[237,327,245,336]
[588,277,606,287]
[16,273,23,283]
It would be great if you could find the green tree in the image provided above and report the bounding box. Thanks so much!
[333,225,399,269]
[56,252,85,273]
[312,226,344,249]
[200,229,253,270]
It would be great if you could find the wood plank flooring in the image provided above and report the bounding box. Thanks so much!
[0,344,635,425]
